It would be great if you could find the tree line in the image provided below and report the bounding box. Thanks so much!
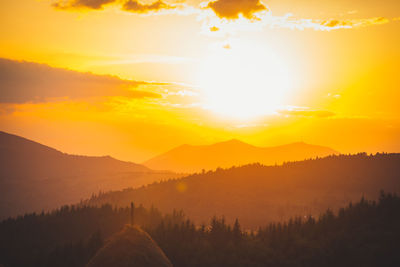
[1,192,400,266]
[85,153,400,228]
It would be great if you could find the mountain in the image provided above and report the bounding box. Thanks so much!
[88,153,400,228]
[0,131,175,220]
[143,139,339,173]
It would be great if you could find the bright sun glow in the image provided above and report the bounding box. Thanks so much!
[198,41,293,119]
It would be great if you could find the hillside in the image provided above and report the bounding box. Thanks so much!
[0,131,175,219]
[90,153,400,228]
[86,225,172,267]
[143,139,338,172]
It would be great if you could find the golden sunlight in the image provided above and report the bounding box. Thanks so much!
[2,0,400,265]
[197,40,293,119]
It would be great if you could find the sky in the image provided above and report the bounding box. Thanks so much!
[0,0,399,162]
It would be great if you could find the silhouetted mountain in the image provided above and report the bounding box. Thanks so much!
[90,153,400,228]
[0,131,175,220]
[143,139,338,172]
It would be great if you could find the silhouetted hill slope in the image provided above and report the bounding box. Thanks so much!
[90,153,400,228]
[143,139,338,172]
[86,225,172,267]
[0,131,174,220]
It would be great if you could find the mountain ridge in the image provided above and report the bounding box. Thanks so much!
[143,139,339,173]
[0,130,149,171]
[89,153,400,228]
[0,131,175,219]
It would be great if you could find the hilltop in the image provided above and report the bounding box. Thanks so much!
[143,139,338,172]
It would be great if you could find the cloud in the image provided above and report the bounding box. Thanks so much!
[279,108,335,118]
[327,93,341,99]
[166,89,198,97]
[51,0,394,31]
[53,0,190,14]
[209,26,220,31]
[267,15,391,31]
[0,58,160,103]
[122,0,175,13]
[52,0,115,10]
[207,0,267,20]
[318,17,389,30]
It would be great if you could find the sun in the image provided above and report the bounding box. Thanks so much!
[197,41,293,120]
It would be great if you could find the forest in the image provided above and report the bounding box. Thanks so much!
[1,192,400,267]
[86,153,400,228]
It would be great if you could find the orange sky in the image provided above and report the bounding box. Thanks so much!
[0,0,399,162]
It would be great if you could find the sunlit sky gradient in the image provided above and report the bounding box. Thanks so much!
[0,0,399,162]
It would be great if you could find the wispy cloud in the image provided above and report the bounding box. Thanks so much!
[279,107,336,118]
[203,12,392,35]
[279,16,390,31]
[0,58,161,103]
[92,54,195,66]
[165,89,199,97]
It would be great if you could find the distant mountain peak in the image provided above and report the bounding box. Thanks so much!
[292,141,306,145]
[284,141,308,147]
[144,139,338,173]
[212,138,250,147]
[225,138,247,144]
[226,138,243,143]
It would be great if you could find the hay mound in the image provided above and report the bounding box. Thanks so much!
[86,225,172,267]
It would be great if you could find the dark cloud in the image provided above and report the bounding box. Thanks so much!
[207,0,267,20]
[0,58,160,103]
[279,109,335,118]
[122,0,175,13]
[52,0,115,10]
[53,0,178,14]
